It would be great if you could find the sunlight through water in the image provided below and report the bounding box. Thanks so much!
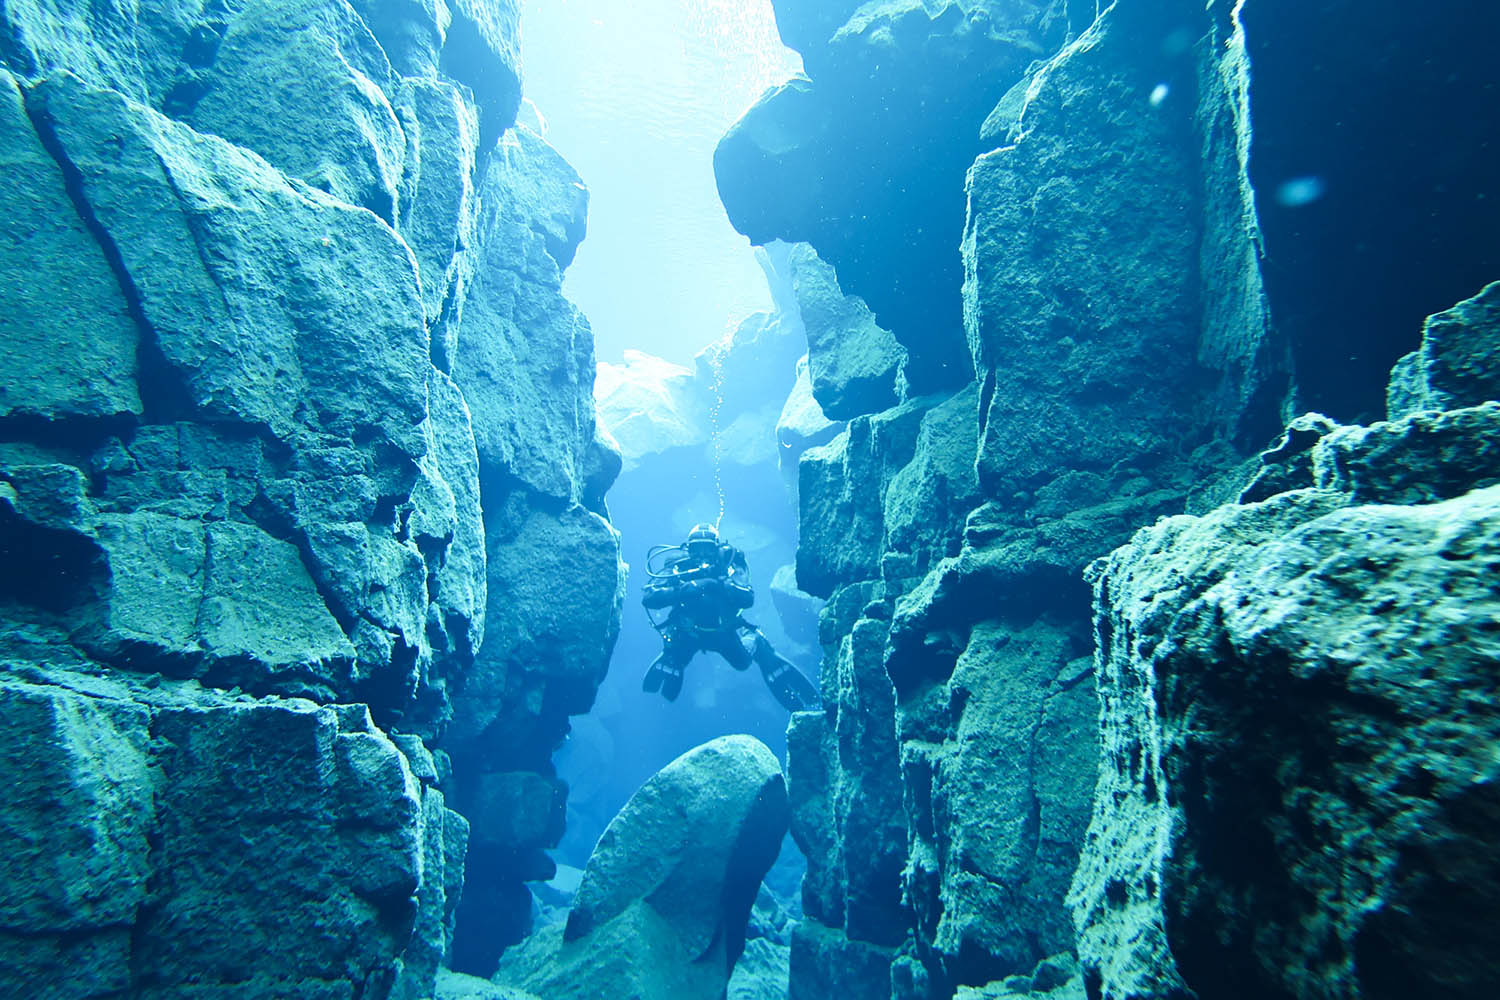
[517,0,801,366]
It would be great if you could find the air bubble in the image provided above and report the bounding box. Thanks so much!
[1275,175,1327,207]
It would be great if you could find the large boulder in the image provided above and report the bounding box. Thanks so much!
[495,736,791,1000]
[1078,463,1500,1000]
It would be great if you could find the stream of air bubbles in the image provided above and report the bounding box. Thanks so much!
[705,336,728,530]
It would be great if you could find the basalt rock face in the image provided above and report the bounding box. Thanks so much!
[1077,295,1500,1000]
[0,2,622,996]
[772,2,1290,998]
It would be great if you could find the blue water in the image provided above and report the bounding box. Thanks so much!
[518,0,800,366]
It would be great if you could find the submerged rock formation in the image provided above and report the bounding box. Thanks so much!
[0,1,621,995]
[494,735,790,1000]
[716,0,1074,394]
[720,2,1284,995]
[1077,285,1500,999]
[718,1,1500,998]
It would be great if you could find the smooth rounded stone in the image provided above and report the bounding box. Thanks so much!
[495,736,790,1000]
[0,68,140,422]
[185,0,407,222]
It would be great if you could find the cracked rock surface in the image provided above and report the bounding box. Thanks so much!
[0,1,621,995]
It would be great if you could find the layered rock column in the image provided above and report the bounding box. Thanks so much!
[717,1,1289,997]
[0,1,621,995]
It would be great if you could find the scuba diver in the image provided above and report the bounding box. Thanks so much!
[641,523,820,711]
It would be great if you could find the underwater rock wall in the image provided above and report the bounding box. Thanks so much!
[719,0,1500,996]
[1077,284,1500,999]
[717,1,1292,997]
[0,1,621,995]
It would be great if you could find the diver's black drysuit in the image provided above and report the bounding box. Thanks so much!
[641,535,818,711]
